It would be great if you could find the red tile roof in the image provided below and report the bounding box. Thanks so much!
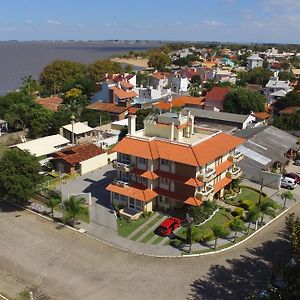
[120,81,134,89]
[35,96,63,112]
[151,72,170,80]
[87,102,129,114]
[110,86,137,100]
[153,102,171,111]
[215,160,233,176]
[214,177,231,193]
[106,182,157,202]
[52,143,104,165]
[252,112,270,120]
[113,133,245,167]
[205,87,231,102]
[279,106,300,115]
[131,168,159,180]
[153,96,205,111]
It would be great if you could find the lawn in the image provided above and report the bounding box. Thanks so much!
[117,215,151,238]
[175,209,233,243]
[233,187,267,204]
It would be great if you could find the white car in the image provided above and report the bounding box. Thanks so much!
[281,177,297,190]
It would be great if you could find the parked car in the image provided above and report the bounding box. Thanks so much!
[281,177,297,190]
[283,173,300,184]
[155,217,182,236]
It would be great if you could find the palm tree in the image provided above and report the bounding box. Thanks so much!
[259,200,275,226]
[280,191,295,209]
[188,82,200,97]
[211,224,227,249]
[64,196,87,227]
[229,217,246,242]
[46,196,61,219]
[246,207,259,233]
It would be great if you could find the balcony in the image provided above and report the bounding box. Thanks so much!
[228,151,243,163]
[226,167,242,180]
[197,168,216,182]
[112,160,134,172]
[195,185,214,201]
[113,179,129,187]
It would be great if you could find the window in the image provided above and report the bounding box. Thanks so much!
[215,156,223,166]
[161,159,170,166]
[129,198,142,211]
[137,176,147,185]
[138,157,146,165]
[160,177,170,186]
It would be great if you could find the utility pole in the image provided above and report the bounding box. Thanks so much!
[71,115,75,145]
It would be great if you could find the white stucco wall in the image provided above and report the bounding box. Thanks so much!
[80,153,111,175]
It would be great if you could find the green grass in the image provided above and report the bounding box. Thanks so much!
[0,143,6,158]
[153,235,165,245]
[233,187,267,203]
[117,215,152,238]
[131,215,163,241]
[141,231,156,243]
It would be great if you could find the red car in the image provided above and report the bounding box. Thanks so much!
[284,173,300,184]
[155,217,182,236]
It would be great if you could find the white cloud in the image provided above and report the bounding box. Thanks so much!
[203,20,221,26]
[46,19,61,25]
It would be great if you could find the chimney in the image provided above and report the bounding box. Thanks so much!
[170,123,175,141]
[128,114,136,136]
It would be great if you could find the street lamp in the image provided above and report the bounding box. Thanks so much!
[71,115,75,145]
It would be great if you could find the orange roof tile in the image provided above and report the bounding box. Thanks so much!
[128,107,139,114]
[114,133,245,167]
[185,197,202,206]
[110,86,137,100]
[35,96,63,112]
[205,86,230,102]
[131,168,159,180]
[52,143,104,165]
[87,102,129,114]
[172,96,205,108]
[252,112,270,120]
[215,160,233,176]
[151,72,170,80]
[155,170,203,187]
[106,183,157,202]
[214,177,232,193]
[153,102,171,111]
[120,81,134,89]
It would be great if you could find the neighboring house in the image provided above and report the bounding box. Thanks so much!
[137,86,171,101]
[268,61,283,72]
[251,112,271,125]
[264,76,290,104]
[51,143,112,175]
[106,113,245,219]
[35,96,63,112]
[182,108,256,130]
[279,106,300,115]
[149,72,170,90]
[207,69,236,84]
[15,134,70,158]
[247,54,263,70]
[204,86,231,111]
[198,67,211,82]
[87,101,137,121]
[234,125,298,183]
[169,74,189,93]
[60,122,93,144]
[0,119,8,135]
[221,58,235,68]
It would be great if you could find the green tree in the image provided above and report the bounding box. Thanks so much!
[136,108,159,130]
[136,73,149,87]
[229,217,246,242]
[187,201,218,224]
[40,60,87,94]
[118,126,128,141]
[259,200,276,226]
[188,83,201,97]
[223,87,266,114]
[246,207,259,233]
[20,75,41,97]
[63,196,87,227]
[124,64,133,73]
[88,59,123,82]
[281,191,295,209]
[148,50,171,71]
[0,149,42,202]
[273,91,300,112]
[80,108,111,128]
[48,108,74,135]
[63,88,89,114]
[279,71,294,81]
[211,224,228,249]
[46,190,61,218]
[246,67,272,86]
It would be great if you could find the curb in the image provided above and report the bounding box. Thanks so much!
[0,294,9,300]
[5,199,299,259]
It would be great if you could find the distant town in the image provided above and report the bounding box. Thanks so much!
[0,42,299,299]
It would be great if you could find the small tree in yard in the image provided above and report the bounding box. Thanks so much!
[63,196,87,227]
[281,191,295,209]
[259,200,276,226]
[45,190,61,218]
[230,217,246,242]
[211,224,228,249]
[246,207,259,233]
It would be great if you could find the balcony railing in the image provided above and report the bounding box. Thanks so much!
[112,160,134,172]
[226,167,242,180]
[195,185,214,201]
[197,168,216,182]
[113,179,129,187]
[228,151,243,163]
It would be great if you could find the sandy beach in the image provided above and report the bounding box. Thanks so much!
[111,57,149,69]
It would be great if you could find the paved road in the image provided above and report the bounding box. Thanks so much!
[0,201,298,300]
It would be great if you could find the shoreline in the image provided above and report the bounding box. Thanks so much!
[111,57,149,69]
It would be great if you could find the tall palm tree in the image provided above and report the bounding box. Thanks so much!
[229,217,246,242]
[259,200,275,226]
[46,196,61,219]
[246,207,259,233]
[64,196,87,227]
[211,224,227,249]
[281,191,295,209]
[188,82,200,97]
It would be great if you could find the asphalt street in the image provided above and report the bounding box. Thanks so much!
[0,201,298,300]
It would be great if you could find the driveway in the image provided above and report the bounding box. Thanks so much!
[58,165,117,232]
[0,201,298,300]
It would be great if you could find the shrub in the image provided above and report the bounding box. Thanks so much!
[232,207,245,218]
[239,199,255,210]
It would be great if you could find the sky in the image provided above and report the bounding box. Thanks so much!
[0,0,300,44]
